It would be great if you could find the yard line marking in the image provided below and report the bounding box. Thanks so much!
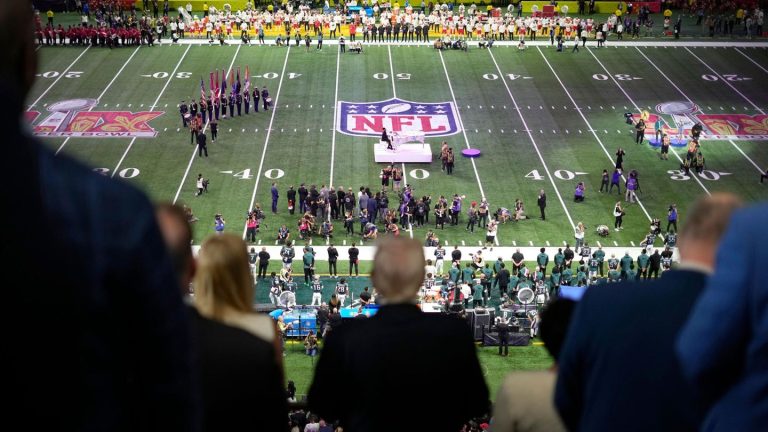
[637,47,764,175]
[587,47,710,198]
[242,46,292,238]
[329,44,341,189]
[734,48,768,75]
[56,46,142,155]
[539,47,656,219]
[28,46,90,110]
[387,46,413,238]
[488,49,575,229]
[685,48,764,114]
[439,50,486,199]
[173,44,237,203]
[115,44,191,178]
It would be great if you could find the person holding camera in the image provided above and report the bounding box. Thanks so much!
[667,204,678,232]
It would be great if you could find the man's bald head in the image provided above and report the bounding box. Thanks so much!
[371,237,425,303]
[0,2,36,107]
[678,193,742,269]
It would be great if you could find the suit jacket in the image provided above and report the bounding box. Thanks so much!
[308,304,488,431]
[555,270,706,432]
[190,309,287,432]
[677,204,768,431]
[2,84,195,431]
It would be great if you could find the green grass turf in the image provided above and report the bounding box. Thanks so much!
[30,43,768,249]
[282,336,552,401]
[29,35,767,404]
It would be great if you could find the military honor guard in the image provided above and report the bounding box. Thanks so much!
[179,100,189,127]
[253,86,260,112]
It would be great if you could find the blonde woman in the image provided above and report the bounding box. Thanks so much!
[194,234,281,350]
[614,202,625,231]
[192,234,287,430]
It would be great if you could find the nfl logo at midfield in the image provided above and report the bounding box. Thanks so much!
[337,98,461,138]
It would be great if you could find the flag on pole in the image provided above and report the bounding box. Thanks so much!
[235,67,241,94]
[209,72,215,100]
[200,77,206,101]
[221,69,227,99]
[244,66,250,93]
[229,69,235,92]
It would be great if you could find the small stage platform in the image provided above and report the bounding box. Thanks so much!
[374,142,433,163]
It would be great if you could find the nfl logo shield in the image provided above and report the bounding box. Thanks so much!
[337,98,461,137]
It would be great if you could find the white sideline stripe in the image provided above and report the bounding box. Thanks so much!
[638,47,764,175]
[56,46,142,155]
[488,49,576,229]
[541,47,657,218]
[114,45,191,178]
[734,48,768,75]
[173,44,238,203]
[438,50,486,200]
[588,47,710,199]
[387,46,414,239]
[242,46,292,238]
[28,46,90,110]
[145,38,768,48]
[329,45,341,188]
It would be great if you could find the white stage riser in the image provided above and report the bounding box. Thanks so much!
[374,143,433,163]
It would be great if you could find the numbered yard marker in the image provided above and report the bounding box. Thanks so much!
[264,169,285,179]
[702,74,750,82]
[92,167,140,178]
[524,169,544,180]
[593,73,641,81]
[233,169,253,180]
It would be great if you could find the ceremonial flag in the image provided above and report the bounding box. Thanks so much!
[235,67,241,94]
[200,77,206,101]
[221,69,227,99]
[229,68,234,92]
[209,72,215,100]
[244,66,250,93]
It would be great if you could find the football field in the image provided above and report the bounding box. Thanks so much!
[29,40,768,249]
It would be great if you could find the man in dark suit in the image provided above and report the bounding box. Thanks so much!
[309,238,489,431]
[537,189,546,220]
[677,202,768,431]
[555,194,742,432]
[197,131,208,157]
[4,3,195,428]
[495,316,511,356]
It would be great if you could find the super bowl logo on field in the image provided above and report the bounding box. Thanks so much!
[26,99,164,138]
[633,101,768,141]
[337,98,461,137]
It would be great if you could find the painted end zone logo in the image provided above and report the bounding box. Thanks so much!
[633,101,768,141]
[26,99,163,138]
[337,98,460,137]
